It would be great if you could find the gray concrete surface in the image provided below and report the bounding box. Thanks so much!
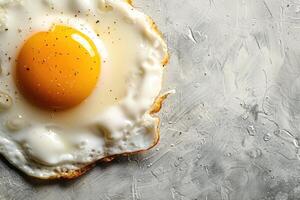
[2,0,300,199]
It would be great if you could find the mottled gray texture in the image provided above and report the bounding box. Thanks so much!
[2,0,300,199]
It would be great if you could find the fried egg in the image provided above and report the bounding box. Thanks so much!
[0,0,168,179]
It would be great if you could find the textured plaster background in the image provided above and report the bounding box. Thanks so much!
[2,0,300,199]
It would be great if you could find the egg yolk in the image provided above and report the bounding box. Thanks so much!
[16,25,101,110]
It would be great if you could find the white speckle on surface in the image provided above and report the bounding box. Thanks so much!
[247,125,256,136]
[263,133,271,141]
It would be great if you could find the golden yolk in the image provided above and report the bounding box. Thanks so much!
[16,25,101,110]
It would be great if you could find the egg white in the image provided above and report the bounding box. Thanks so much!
[0,0,168,179]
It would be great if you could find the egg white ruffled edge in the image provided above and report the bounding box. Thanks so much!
[0,0,170,179]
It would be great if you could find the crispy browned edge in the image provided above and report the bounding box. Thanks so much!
[46,92,169,180]
[41,0,170,180]
[146,17,170,67]
[125,0,133,5]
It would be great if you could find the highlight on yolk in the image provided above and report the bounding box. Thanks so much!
[16,25,101,110]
